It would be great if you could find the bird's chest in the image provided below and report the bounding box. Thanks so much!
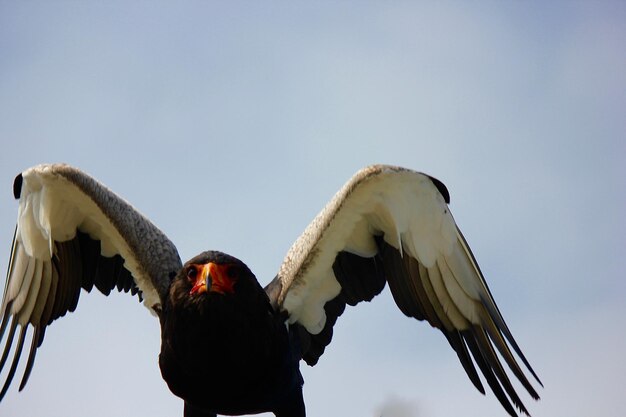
[159,299,286,404]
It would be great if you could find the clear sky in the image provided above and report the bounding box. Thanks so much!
[0,2,624,417]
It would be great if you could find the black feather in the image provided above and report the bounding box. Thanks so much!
[0,317,18,375]
[18,327,41,391]
[0,324,27,402]
[426,175,450,204]
[78,232,100,292]
[332,251,385,306]
[94,255,116,296]
[12,173,22,200]
[443,330,485,394]
[463,330,519,417]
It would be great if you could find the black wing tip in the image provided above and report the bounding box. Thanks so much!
[427,175,450,204]
[13,173,23,199]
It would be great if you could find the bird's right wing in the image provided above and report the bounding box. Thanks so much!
[0,164,182,400]
[265,165,541,417]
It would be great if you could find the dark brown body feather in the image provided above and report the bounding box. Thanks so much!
[158,251,304,417]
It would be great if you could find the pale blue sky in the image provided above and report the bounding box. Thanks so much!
[0,2,624,417]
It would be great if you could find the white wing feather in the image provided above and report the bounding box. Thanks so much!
[278,166,462,333]
[9,164,174,312]
[273,164,540,417]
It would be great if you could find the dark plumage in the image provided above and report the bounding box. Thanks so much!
[159,251,304,417]
[0,164,542,417]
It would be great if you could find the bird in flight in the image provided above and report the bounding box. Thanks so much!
[0,164,541,417]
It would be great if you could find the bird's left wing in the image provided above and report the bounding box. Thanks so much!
[0,164,182,400]
[265,164,541,417]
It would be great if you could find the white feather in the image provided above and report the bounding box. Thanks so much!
[344,217,377,257]
[19,197,46,260]
[438,255,481,324]
[416,262,455,331]
[429,261,469,329]
[287,270,341,333]
[30,260,52,325]
[17,259,43,325]
[16,165,162,310]
[280,166,457,334]
[6,243,28,304]
[11,255,36,315]
[444,241,483,300]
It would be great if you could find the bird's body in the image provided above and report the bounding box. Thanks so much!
[159,251,304,417]
[0,164,541,417]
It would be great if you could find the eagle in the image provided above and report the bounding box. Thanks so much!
[0,164,540,416]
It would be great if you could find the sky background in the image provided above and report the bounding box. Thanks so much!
[0,2,624,417]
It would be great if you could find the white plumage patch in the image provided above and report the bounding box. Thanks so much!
[11,165,160,313]
[278,165,505,340]
[280,166,460,334]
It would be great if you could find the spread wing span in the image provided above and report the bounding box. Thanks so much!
[0,164,181,400]
[266,165,541,417]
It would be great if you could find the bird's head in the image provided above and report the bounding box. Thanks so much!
[185,251,253,295]
[168,251,259,310]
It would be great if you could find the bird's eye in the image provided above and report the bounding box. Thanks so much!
[187,267,197,280]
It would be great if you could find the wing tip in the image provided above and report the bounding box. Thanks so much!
[426,175,450,204]
[13,173,23,199]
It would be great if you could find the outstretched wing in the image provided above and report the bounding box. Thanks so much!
[265,165,541,417]
[0,164,182,400]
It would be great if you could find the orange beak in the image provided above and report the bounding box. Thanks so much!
[189,263,210,295]
[189,262,236,295]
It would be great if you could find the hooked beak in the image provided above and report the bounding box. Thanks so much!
[189,262,237,296]
[190,263,212,295]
